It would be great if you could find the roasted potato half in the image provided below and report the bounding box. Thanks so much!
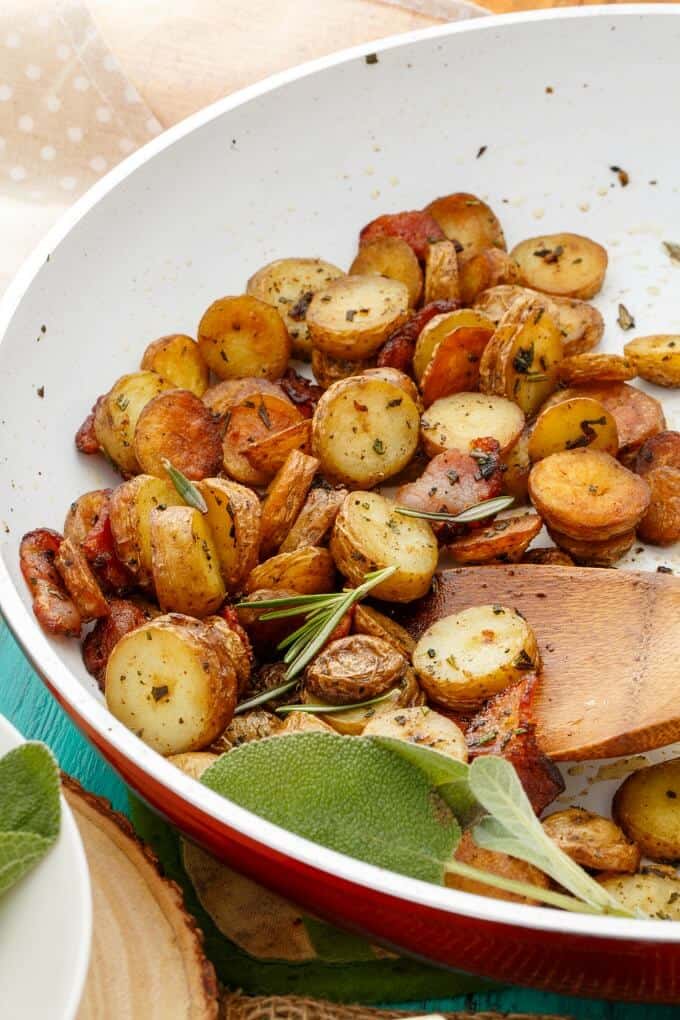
[353,603,415,658]
[307,275,409,360]
[522,546,574,566]
[94,371,172,476]
[598,869,680,920]
[358,210,445,262]
[312,375,419,489]
[168,751,219,780]
[259,450,319,557]
[420,392,524,458]
[413,309,495,383]
[350,237,423,308]
[547,526,636,567]
[277,711,336,736]
[360,366,421,407]
[134,389,223,481]
[423,240,460,304]
[64,489,111,547]
[244,546,335,595]
[246,257,345,359]
[511,232,608,299]
[198,294,291,380]
[244,420,312,476]
[501,428,531,504]
[222,393,303,486]
[635,431,680,475]
[557,353,635,386]
[614,760,680,863]
[311,349,373,390]
[624,335,680,388]
[474,285,604,357]
[458,248,520,306]
[109,475,183,587]
[542,808,640,873]
[331,491,438,602]
[279,485,347,554]
[446,830,549,905]
[305,635,405,705]
[528,397,619,462]
[210,710,284,752]
[203,615,252,695]
[421,326,494,407]
[235,588,305,653]
[636,467,680,545]
[105,615,237,755]
[541,383,666,455]
[54,537,109,621]
[150,506,226,616]
[202,377,288,419]
[364,705,467,762]
[140,334,209,396]
[195,477,261,590]
[447,513,543,565]
[424,193,506,260]
[529,448,650,540]
[301,667,424,735]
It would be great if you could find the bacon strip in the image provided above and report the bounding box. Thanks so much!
[279,368,324,419]
[75,395,104,454]
[20,528,82,636]
[81,503,133,593]
[376,299,460,375]
[82,598,150,690]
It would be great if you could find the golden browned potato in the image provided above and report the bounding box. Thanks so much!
[195,477,260,591]
[624,335,680,388]
[425,193,506,260]
[222,393,303,486]
[522,546,574,566]
[364,705,468,762]
[109,475,183,587]
[360,366,421,408]
[312,375,420,489]
[547,526,636,567]
[246,257,345,359]
[150,505,226,616]
[421,326,494,407]
[259,450,319,557]
[511,233,608,299]
[203,615,251,695]
[529,448,650,541]
[613,760,680,862]
[94,371,173,476]
[557,353,635,386]
[350,237,423,308]
[447,513,543,565]
[634,431,680,475]
[353,603,415,659]
[279,486,347,554]
[168,751,219,780]
[105,614,237,755]
[423,240,460,304]
[330,491,438,603]
[420,392,524,458]
[140,334,209,396]
[235,588,305,651]
[305,634,405,704]
[277,711,336,736]
[134,389,223,480]
[501,428,531,504]
[202,377,288,419]
[244,420,313,475]
[540,383,666,455]
[597,869,680,920]
[446,830,550,904]
[198,294,291,380]
[636,467,680,545]
[63,489,111,547]
[300,667,424,735]
[54,538,109,621]
[210,709,283,752]
[413,309,495,383]
[542,808,640,873]
[528,397,619,462]
[311,349,373,389]
[307,275,409,360]
[474,286,605,357]
[244,546,335,595]
[459,248,520,306]
[413,604,540,712]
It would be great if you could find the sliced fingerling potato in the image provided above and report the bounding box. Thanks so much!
[413,605,540,712]
[236,588,305,651]
[528,397,619,462]
[597,870,680,920]
[349,237,423,307]
[305,634,405,704]
[420,392,524,457]
[246,257,345,359]
[360,366,421,407]
[364,705,468,762]
[447,512,543,565]
[108,475,183,588]
[279,485,347,554]
[195,478,261,590]
[202,377,289,419]
[134,389,223,480]
[312,375,420,489]
[244,419,313,475]
[150,506,226,616]
[624,334,680,388]
[307,275,409,360]
[105,615,237,755]
[501,428,531,504]
[94,371,173,476]
[458,248,520,306]
[301,667,424,735]
[259,450,319,557]
[547,525,636,567]
[557,353,635,386]
[168,752,220,780]
[423,240,460,304]
[474,286,605,356]
[244,546,336,595]
[140,334,209,396]
[636,467,680,545]
[424,193,506,259]
[447,830,550,905]
[64,489,111,547]
[359,210,445,262]
[634,431,680,474]
[511,232,608,300]
[413,309,495,383]
[311,349,373,390]
[222,393,302,486]
[529,448,650,541]
[613,759,680,862]
[198,294,291,380]
[540,382,666,454]
[203,615,252,695]
[55,538,109,621]
[353,603,415,659]
[421,326,493,407]
[522,546,574,566]
[330,491,438,602]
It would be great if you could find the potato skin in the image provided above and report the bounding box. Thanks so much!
[613,760,680,862]
[597,869,680,920]
[167,752,219,780]
[279,485,346,554]
[447,513,543,565]
[547,526,636,567]
[474,285,604,357]
[134,388,223,481]
[150,505,226,616]
[352,604,415,659]
[446,830,550,904]
[423,240,460,304]
[557,353,635,386]
[425,193,506,260]
[541,383,666,455]
[141,334,209,396]
[210,710,283,752]
[195,477,261,591]
[511,232,608,300]
[305,634,405,705]
[413,309,494,384]
[363,705,468,762]
[244,546,336,596]
[624,334,680,388]
[222,393,302,487]
[634,431,680,475]
[350,236,423,308]
[636,467,680,545]
[259,450,319,557]
[198,294,291,380]
[421,327,493,407]
[55,537,109,621]
[235,588,306,654]
[301,667,424,735]
[311,349,373,390]
[94,371,172,476]
[542,807,640,873]
[458,248,520,306]
[202,377,288,419]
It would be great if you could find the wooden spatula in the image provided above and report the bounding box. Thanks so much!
[405,564,680,762]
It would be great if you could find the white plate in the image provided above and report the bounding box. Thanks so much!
[0,716,91,1020]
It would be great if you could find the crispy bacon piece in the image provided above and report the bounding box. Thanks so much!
[81,503,133,593]
[466,674,565,815]
[20,528,82,636]
[75,395,104,454]
[377,299,460,375]
[55,538,110,621]
[82,598,149,690]
[279,368,324,419]
[359,211,446,262]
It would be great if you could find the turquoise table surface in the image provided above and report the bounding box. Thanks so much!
[1,613,677,1020]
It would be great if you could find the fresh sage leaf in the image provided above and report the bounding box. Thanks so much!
[0,741,61,897]
[0,831,52,896]
[370,737,477,825]
[161,458,208,513]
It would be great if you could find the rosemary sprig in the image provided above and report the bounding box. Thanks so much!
[161,458,208,513]
[276,691,394,717]
[395,495,514,525]
[233,565,398,714]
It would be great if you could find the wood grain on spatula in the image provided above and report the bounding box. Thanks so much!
[405,565,680,762]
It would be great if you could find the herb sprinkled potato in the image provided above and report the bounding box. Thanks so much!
[364,705,468,762]
[447,512,543,565]
[222,393,303,486]
[311,349,372,390]
[306,634,406,704]
[413,309,495,383]
[353,604,415,658]
[259,450,319,557]
[424,192,506,260]
[301,667,424,735]
[528,397,619,462]
[540,382,666,454]
[312,375,419,489]
[421,326,494,407]
[94,371,173,476]
[557,353,635,386]
[624,334,680,388]
[474,285,604,357]
[140,334,209,396]
[413,605,540,712]
[614,760,680,862]
[542,808,640,873]
[198,294,291,380]
[636,467,680,545]
[423,240,460,304]
[420,392,524,458]
[109,475,183,588]
[134,389,223,481]
[194,477,261,590]
[511,232,608,300]
[279,486,347,554]
[64,489,111,548]
[244,546,336,595]
[597,869,680,921]
[547,526,636,567]
[150,505,226,616]
[349,237,423,307]
[458,248,520,306]
[307,275,409,360]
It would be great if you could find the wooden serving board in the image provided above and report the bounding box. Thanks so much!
[406,565,680,761]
